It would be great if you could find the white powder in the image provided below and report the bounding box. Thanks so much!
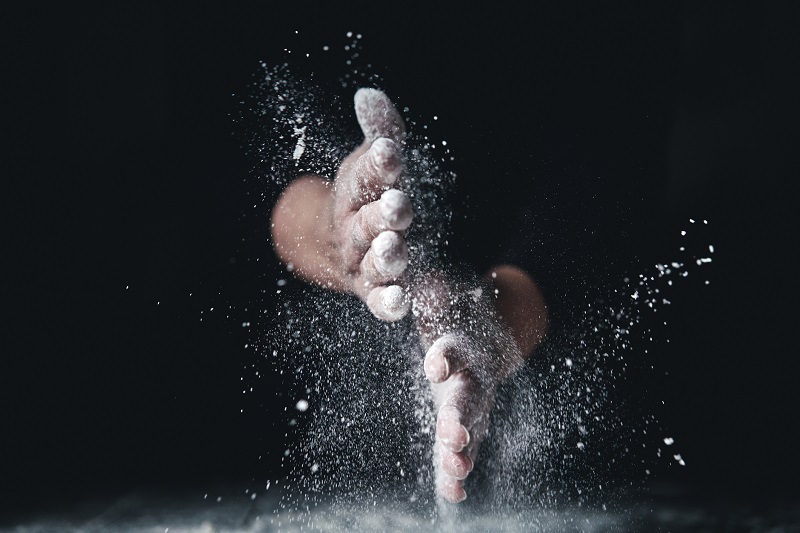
[369,137,402,185]
[292,123,307,160]
[354,88,406,144]
[379,189,413,230]
[380,285,408,320]
[371,231,407,277]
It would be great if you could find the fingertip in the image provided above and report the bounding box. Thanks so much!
[438,478,467,504]
[379,189,413,231]
[437,410,471,452]
[449,488,467,504]
[367,285,409,322]
[354,88,406,144]
[371,231,408,278]
[424,346,450,383]
[424,335,467,382]
[369,137,403,185]
[441,451,474,481]
[381,284,409,319]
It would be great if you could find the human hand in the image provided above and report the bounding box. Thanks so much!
[331,88,414,320]
[271,88,414,321]
[414,267,543,503]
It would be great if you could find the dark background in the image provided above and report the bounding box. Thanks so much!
[3,1,798,519]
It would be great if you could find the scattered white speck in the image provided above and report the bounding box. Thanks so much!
[566,358,573,368]
[295,399,309,412]
[292,122,307,160]
[674,453,686,466]
[663,437,674,445]
[631,291,639,300]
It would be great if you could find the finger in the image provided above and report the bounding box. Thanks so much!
[434,372,493,453]
[436,474,467,504]
[435,422,482,503]
[366,285,410,322]
[436,441,474,481]
[437,402,472,453]
[423,334,470,384]
[345,137,404,210]
[350,189,414,251]
[354,88,406,144]
[360,231,408,285]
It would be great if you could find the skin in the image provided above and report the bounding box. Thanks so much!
[270,88,548,503]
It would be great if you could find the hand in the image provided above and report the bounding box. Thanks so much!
[414,266,547,503]
[271,88,414,320]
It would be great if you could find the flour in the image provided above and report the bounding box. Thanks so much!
[236,33,714,527]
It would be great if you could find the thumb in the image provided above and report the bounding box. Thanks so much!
[354,88,406,145]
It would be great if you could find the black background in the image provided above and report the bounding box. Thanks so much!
[3,1,798,519]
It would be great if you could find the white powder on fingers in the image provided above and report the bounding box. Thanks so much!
[366,285,409,321]
[355,87,406,144]
[369,137,402,185]
[380,284,409,319]
[379,189,413,230]
[371,231,408,277]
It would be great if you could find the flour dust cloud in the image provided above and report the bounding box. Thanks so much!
[232,32,713,530]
